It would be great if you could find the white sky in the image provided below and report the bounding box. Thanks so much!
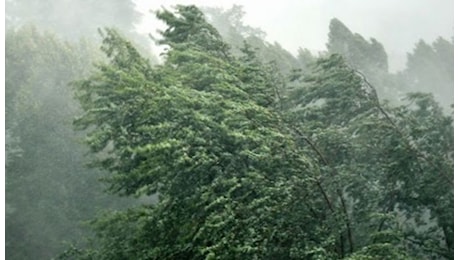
[133,0,453,72]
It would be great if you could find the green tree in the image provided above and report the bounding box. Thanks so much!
[5,25,132,260]
[64,5,453,260]
[202,5,307,76]
[67,6,343,259]
[400,37,454,110]
[201,5,266,49]
[326,18,400,102]
[327,18,388,73]
[287,54,453,259]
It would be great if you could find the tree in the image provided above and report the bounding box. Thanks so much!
[287,54,453,259]
[202,5,306,75]
[67,5,343,259]
[201,5,266,48]
[400,37,454,110]
[326,18,400,102]
[6,0,154,59]
[5,25,133,260]
[7,0,139,39]
[64,5,453,259]
[327,19,388,73]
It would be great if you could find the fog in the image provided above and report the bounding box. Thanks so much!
[5,1,454,259]
[134,0,453,72]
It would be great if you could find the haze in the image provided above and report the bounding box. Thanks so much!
[134,0,453,72]
[6,1,454,259]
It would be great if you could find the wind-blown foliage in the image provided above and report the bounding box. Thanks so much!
[327,18,388,73]
[287,54,453,259]
[5,25,136,260]
[65,5,453,260]
[202,5,304,75]
[400,38,454,109]
[70,6,322,259]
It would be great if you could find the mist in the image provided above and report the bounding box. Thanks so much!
[133,0,453,72]
[5,1,454,259]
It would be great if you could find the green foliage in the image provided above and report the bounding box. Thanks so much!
[70,6,332,259]
[326,18,453,111]
[64,5,452,260]
[5,25,133,260]
[287,52,453,259]
[327,18,388,73]
[202,5,305,75]
[326,18,404,104]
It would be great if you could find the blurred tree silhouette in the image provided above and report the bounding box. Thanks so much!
[6,26,133,260]
[401,38,454,110]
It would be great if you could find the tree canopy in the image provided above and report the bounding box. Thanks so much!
[4,2,453,259]
[5,25,135,260]
[402,37,454,108]
[63,5,453,260]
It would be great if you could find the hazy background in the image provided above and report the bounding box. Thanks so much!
[134,0,453,72]
[5,1,454,259]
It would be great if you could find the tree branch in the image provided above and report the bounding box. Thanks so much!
[353,69,453,187]
[291,125,354,254]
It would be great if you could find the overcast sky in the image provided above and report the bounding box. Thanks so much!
[134,0,453,72]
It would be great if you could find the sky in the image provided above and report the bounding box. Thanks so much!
[133,0,453,72]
